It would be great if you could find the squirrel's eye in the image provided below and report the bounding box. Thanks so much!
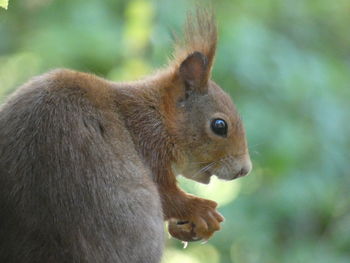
[211,118,228,137]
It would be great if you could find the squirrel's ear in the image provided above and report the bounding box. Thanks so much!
[179,51,209,94]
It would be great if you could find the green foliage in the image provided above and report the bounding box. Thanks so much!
[1,0,349,262]
[0,0,8,10]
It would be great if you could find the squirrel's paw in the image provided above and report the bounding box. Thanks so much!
[168,220,200,242]
[169,198,224,241]
[189,198,224,240]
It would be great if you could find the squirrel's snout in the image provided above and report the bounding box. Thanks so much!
[215,155,252,181]
[237,166,250,177]
[236,157,252,178]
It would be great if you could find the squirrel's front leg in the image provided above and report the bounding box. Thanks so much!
[158,181,224,241]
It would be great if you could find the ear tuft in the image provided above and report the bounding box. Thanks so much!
[179,51,209,94]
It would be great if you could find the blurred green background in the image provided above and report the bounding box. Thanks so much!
[1,0,350,262]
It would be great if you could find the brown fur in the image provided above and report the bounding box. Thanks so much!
[0,9,251,263]
[171,9,217,73]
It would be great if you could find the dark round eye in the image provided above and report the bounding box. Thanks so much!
[210,118,228,137]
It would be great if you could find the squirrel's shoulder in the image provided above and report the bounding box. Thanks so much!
[14,68,117,110]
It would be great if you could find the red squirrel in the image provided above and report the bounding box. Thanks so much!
[0,9,251,263]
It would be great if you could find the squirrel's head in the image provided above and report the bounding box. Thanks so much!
[167,50,252,184]
[160,10,251,184]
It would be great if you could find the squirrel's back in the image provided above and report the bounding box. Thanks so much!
[0,69,164,263]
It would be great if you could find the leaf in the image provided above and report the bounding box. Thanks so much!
[0,0,9,9]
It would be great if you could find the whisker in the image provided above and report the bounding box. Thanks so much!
[188,160,212,164]
[249,141,268,150]
[191,161,218,178]
[251,150,260,156]
[189,154,236,179]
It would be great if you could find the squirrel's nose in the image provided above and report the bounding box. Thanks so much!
[238,167,249,177]
[237,158,252,177]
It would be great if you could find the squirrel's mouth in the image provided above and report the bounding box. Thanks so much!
[190,170,213,184]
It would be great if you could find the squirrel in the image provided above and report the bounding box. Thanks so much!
[0,9,252,263]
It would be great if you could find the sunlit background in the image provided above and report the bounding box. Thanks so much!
[1,0,350,262]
